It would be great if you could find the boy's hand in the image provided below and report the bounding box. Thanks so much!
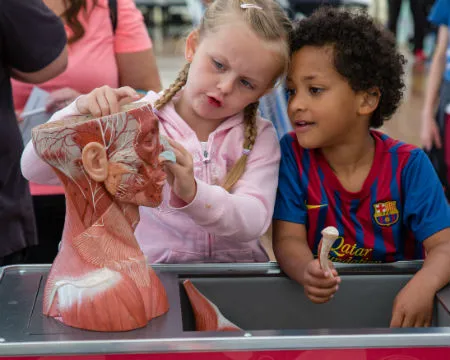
[76,86,140,117]
[163,138,197,205]
[303,259,341,304]
[390,277,435,328]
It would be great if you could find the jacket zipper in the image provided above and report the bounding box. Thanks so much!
[200,140,213,259]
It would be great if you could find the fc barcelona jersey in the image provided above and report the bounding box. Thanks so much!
[273,131,450,263]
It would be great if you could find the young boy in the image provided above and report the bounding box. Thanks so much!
[273,7,450,328]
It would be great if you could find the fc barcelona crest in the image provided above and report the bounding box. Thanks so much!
[373,201,399,226]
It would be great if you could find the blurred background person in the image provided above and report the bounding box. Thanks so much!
[0,0,67,265]
[12,0,162,264]
[387,0,428,63]
[420,0,450,198]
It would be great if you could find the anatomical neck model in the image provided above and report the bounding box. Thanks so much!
[32,103,171,331]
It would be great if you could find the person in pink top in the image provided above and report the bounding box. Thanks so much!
[21,0,292,264]
[13,0,162,263]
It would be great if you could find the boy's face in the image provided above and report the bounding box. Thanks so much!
[286,45,367,149]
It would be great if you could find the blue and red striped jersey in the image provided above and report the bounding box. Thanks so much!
[273,130,450,263]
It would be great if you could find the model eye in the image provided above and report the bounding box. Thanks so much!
[141,133,156,152]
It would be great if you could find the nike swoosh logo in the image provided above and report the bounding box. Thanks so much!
[306,204,328,210]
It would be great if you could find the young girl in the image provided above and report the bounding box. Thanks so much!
[21,0,292,264]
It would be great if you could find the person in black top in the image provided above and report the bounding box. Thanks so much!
[0,0,67,266]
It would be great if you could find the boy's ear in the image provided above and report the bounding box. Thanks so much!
[185,30,200,63]
[358,87,381,116]
[81,142,109,182]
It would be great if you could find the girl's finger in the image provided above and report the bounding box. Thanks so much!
[163,164,175,186]
[166,137,189,155]
[163,162,184,179]
[118,96,139,107]
[96,93,111,117]
[165,138,194,167]
[104,88,120,114]
[115,86,140,100]
[167,146,191,167]
[89,94,103,118]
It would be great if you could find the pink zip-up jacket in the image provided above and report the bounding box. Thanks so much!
[21,91,281,263]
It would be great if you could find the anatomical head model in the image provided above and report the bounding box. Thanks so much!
[32,103,171,332]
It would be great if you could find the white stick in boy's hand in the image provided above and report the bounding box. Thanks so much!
[318,226,339,277]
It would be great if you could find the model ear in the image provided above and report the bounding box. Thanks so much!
[81,142,108,182]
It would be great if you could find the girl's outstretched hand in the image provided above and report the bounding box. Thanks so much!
[76,86,141,117]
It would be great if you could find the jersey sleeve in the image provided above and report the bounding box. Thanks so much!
[273,133,307,224]
[428,0,450,27]
[402,149,450,242]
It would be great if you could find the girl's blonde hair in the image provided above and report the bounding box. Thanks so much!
[154,0,292,192]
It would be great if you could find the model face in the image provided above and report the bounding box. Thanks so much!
[111,107,167,207]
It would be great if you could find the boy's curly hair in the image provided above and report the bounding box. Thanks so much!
[290,7,406,128]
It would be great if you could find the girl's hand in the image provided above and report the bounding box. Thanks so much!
[76,86,141,117]
[303,259,340,304]
[46,87,81,113]
[421,111,442,151]
[390,277,435,328]
[163,138,197,204]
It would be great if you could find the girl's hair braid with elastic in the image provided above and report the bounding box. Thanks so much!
[156,0,292,191]
[219,0,291,191]
[222,101,259,191]
[154,63,190,110]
